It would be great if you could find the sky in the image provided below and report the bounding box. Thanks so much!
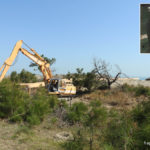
[0,0,150,78]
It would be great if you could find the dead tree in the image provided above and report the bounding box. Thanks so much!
[93,58,121,89]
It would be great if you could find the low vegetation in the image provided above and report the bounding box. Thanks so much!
[0,79,58,126]
[1,68,150,149]
[66,58,122,92]
[10,69,38,83]
[122,84,150,97]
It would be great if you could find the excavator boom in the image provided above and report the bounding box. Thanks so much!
[20,48,52,83]
[0,40,52,84]
[0,40,22,81]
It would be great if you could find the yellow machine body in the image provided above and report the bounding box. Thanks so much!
[0,40,76,96]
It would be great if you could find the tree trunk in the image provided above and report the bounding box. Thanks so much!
[90,138,93,150]
[89,127,93,150]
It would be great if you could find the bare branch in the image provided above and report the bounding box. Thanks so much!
[93,58,122,89]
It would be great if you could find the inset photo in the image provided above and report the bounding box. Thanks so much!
[140,4,150,53]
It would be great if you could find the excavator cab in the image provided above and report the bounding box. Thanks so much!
[48,78,76,96]
[49,79,59,92]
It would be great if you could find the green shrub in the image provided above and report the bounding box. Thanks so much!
[50,117,58,124]
[19,69,37,83]
[24,88,58,125]
[131,100,150,149]
[10,69,38,83]
[104,111,134,150]
[0,79,28,120]
[62,139,84,150]
[65,102,88,124]
[135,86,150,96]
[103,144,114,150]
[72,68,86,91]
[83,72,97,91]
[25,97,50,125]
[84,100,107,150]
[122,84,150,97]
[26,114,41,125]
[86,100,107,127]
[49,96,59,109]
[0,79,59,126]
[10,71,20,82]
[58,99,69,109]
[62,130,85,150]
[66,68,98,92]
[121,84,133,92]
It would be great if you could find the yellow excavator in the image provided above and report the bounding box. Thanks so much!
[0,40,76,96]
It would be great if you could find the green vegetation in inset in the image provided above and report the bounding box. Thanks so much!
[141,38,150,53]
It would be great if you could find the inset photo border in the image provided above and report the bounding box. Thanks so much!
[140,4,150,53]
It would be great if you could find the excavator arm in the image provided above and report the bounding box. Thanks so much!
[0,40,52,84]
[0,40,22,81]
[20,48,52,84]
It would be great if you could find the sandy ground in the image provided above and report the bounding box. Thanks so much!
[111,78,150,88]
[0,118,63,150]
